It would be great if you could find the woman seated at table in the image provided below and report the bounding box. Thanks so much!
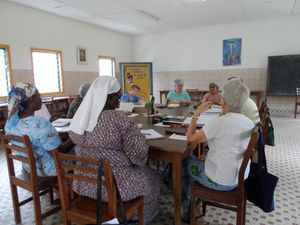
[181,78,255,221]
[69,76,160,225]
[167,79,192,105]
[5,83,73,177]
[66,83,90,118]
[201,82,224,105]
[120,84,144,105]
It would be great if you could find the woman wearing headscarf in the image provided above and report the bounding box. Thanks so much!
[4,83,73,177]
[181,78,255,222]
[69,76,160,225]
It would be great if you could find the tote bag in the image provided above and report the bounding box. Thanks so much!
[245,128,278,213]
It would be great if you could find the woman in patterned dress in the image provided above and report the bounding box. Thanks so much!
[4,83,73,176]
[69,76,160,225]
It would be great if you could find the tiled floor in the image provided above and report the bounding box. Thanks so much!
[0,115,300,225]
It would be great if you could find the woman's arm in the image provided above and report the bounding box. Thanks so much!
[187,102,213,144]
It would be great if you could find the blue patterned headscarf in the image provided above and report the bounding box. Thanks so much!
[7,83,37,121]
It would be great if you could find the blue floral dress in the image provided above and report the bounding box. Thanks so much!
[5,113,62,176]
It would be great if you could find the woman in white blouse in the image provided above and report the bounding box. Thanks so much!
[181,78,255,221]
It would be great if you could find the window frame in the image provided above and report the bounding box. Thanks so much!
[98,55,116,78]
[0,44,13,98]
[31,48,65,95]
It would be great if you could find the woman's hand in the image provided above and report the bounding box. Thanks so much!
[194,101,213,117]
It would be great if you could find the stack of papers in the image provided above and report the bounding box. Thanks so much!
[183,114,218,125]
[52,118,72,127]
[141,129,164,140]
[116,102,133,112]
[169,133,187,141]
[203,105,222,114]
[154,122,170,128]
[127,113,139,118]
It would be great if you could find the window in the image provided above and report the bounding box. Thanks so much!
[98,56,115,77]
[31,48,64,94]
[0,45,13,97]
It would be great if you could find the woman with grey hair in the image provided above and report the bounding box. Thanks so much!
[181,78,255,222]
[67,83,90,118]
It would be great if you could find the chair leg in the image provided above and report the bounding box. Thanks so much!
[236,203,243,225]
[242,199,247,225]
[156,161,160,171]
[190,190,196,225]
[202,202,206,217]
[137,201,144,225]
[32,190,43,225]
[49,186,54,204]
[295,104,297,118]
[10,184,21,224]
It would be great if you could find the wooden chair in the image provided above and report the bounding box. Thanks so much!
[190,125,259,225]
[0,133,60,225]
[53,151,144,225]
[294,88,300,118]
[261,107,271,145]
[259,101,267,119]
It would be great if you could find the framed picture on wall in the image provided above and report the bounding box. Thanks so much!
[223,38,242,66]
[120,62,153,101]
[76,47,88,65]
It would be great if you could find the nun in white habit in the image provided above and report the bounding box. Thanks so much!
[69,76,160,225]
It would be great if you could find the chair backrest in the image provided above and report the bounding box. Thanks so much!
[0,132,38,190]
[237,125,259,195]
[53,151,118,217]
[259,101,267,119]
[261,107,271,144]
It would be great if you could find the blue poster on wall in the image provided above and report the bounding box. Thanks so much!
[223,38,242,66]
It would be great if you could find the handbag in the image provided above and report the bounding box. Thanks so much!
[266,119,275,146]
[245,128,278,213]
[96,160,139,225]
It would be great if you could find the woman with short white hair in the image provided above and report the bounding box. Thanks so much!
[67,83,91,118]
[181,78,255,222]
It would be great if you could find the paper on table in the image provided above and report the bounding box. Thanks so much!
[167,103,180,108]
[183,114,218,125]
[116,102,133,112]
[127,113,139,118]
[103,218,119,224]
[133,104,145,108]
[55,126,70,133]
[203,106,222,114]
[168,133,187,141]
[52,118,72,127]
[141,129,164,139]
[154,122,170,128]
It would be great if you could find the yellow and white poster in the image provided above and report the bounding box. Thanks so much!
[120,62,153,101]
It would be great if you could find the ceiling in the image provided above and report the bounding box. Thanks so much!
[7,0,300,35]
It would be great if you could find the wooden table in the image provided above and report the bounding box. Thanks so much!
[132,105,197,225]
[53,104,202,225]
[160,90,262,107]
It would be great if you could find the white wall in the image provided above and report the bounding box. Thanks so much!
[133,16,300,72]
[133,16,300,112]
[0,1,133,72]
